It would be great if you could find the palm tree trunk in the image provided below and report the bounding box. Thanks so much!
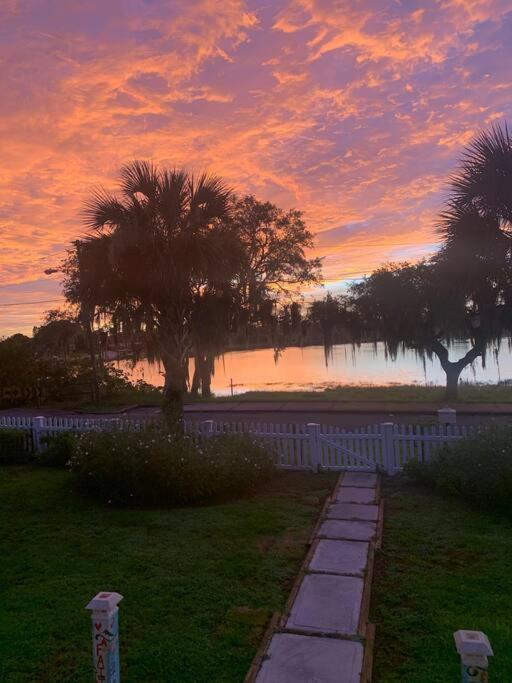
[191,357,201,396]
[162,352,186,431]
[200,353,214,398]
[81,309,100,403]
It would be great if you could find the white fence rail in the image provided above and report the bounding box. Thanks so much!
[0,415,479,474]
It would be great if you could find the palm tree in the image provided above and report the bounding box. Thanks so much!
[71,161,235,424]
[449,122,512,227]
[439,123,512,355]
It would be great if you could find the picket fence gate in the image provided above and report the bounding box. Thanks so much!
[0,414,479,474]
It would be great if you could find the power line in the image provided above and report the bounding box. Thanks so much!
[0,298,64,307]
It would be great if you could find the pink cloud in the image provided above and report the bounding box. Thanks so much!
[1,0,512,333]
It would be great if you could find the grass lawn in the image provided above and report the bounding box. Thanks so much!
[0,467,336,682]
[372,479,512,681]
[56,389,163,413]
[60,382,512,413]
[208,382,512,404]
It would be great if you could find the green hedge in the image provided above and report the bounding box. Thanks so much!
[70,428,276,505]
[404,425,512,513]
[0,428,31,464]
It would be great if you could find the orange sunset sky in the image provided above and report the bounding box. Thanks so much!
[1,0,512,336]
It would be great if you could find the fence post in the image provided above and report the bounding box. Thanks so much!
[381,422,395,475]
[307,423,321,473]
[202,420,214,438]
[438,407,457,425]
[454,630,493,682]
[32,416,46,454]
[86,591,123,683]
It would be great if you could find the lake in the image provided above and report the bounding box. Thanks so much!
[118,341,512,396]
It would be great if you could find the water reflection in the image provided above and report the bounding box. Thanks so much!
[118,341,511,396]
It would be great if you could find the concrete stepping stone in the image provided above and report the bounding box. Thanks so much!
[255,633,364,683]
[335,487,377,504]
[309,539,368,576]
[286,573,363,635]
[318,519,376,542]
[341,472,378,488]
[327,502,379,522]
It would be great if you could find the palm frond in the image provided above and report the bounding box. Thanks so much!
[119,160,160,201]
[449,122,512,221]
[82,188,125,232]
[188,172,232,226]
[158,169,188,230]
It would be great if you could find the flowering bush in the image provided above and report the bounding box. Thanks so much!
[40,431,75,468]
[70,428,275,505]
[404,425,512,513]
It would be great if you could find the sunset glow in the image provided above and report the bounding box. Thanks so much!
[1,0,512,334]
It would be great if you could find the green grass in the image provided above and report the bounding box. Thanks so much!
[372,479,512,681]
[0,467,336,682]
[56,389,163,413]
[58,382,512,413]
[205,382,512,403]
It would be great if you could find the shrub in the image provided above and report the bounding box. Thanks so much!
[404,425,512,513]
[70,428,276,505]
[102,365,162,403]
[0,428,31,464]
[39,431,75,468]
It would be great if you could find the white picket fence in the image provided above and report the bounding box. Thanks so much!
[0,414,479,474]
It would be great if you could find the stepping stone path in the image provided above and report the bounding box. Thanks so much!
[255,634,363,683]
[328,502,379,522]
[335,487,377,505]
[308,539,368,577]
[286,573,364,635]
[249,471,382,683]
[318,519,376,542]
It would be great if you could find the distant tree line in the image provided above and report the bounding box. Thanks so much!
[0,323,95,405]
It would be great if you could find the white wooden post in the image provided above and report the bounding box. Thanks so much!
[202,420,214,438]
[32,416,45,454]
[381,422,395,475]
[438,407,457,425]
[454,630,493,682]
[307,423,321,473]
[86,592,123,683]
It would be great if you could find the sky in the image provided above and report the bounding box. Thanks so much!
[1,0,512,336]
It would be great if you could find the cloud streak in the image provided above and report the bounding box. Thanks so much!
[1,0,512,334]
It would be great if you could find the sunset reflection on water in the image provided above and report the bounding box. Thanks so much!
[118,342,511,396]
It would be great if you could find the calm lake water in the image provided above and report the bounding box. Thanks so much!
[119,341,512,396]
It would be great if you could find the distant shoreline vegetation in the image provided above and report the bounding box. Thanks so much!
[106,335,511,359]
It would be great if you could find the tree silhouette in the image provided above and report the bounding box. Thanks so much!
[64,168,321,415]
[348,124,512,399]
[66,161,235,424]
[350,260,489,399]
[448,123,512,225]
